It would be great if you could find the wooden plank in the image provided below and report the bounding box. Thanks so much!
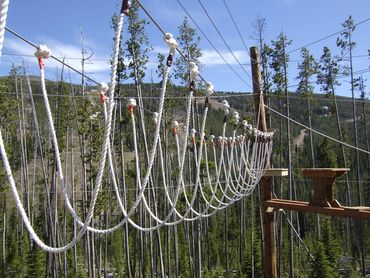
[265,199,370,221]
[264,168,288,177]
[302,168,350,178]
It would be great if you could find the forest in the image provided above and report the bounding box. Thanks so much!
[0,1,370,278]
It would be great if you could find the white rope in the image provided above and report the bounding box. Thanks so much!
[0,0,9,59]
[0,9,127,251]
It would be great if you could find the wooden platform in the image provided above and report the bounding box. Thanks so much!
[302,168,350,208]
[263,168,288,177]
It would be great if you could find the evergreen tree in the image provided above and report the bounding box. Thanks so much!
[321,217,340,273]
[251,16,273,94]
[296,48,317,97]
[337,15,362,203]
[317,47,340,97]
[124,0,152,84]
[296,47,317,166]
[317,47,351,205]
[316,138,338,168]
[174,17,203,85]
[310,241,336,278]
[270,32,292,96]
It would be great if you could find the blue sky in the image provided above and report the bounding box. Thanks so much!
[2,0,370,97]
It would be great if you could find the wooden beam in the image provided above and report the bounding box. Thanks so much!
[265,199,370,221]
[264,168,288,177]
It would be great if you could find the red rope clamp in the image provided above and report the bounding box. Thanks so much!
[38,57,44,70]
[127,105,134,114]
[166,54,173,67]
[121,0,131,15]
[189,80,195,92]
[100,93,107,103]
[205,97,209,108]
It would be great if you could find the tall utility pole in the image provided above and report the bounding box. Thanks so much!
[250,47,275,278]
[250,47,267,132]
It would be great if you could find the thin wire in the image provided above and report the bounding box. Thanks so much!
[135,0,250,94]
[5,27,100,86]
[221,0,251,58]
[265,104,370,154]
[144,0,250,88]
[266,92,370,103]
[0,91,257,99]
[4,27,158,115]
[287,17,370,54]
[2,52,109,61]
[197,0,253,84]
[275,202,315,262]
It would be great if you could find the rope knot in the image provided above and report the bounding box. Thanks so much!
[164,33,178,66]
[242,120,248,130]
[189,62,199,82]
[99,82,109,103]
[152,112,159,126]
[218,136,223,145]
[172,121,179,136]
[191,129,196,144]
[222,100,230,115]
[233,111,240,125]
[164,33,178,53]
[127,98,137,114]
[206,82,214,97]
[210,134,215,147]
[34,45,51,69]
[228,137,233,146]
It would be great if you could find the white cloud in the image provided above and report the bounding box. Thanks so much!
[200,49,249,67]
[2,37,112,82]
[152,46,249,67]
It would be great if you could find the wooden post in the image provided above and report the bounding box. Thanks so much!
[250,46,267,132]
[261,176,276,278]
[250,46,274,278]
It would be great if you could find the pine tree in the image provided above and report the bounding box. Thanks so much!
[317,47,351,204]
[174,17,203,85]
[296,47,318,167]
[316,138,338,168]
[337,15,362,203]
[124,0,152,84]
[321,217,340,273]
[310,241,335,278]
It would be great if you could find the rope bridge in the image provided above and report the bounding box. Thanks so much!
[0,0,272,253]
